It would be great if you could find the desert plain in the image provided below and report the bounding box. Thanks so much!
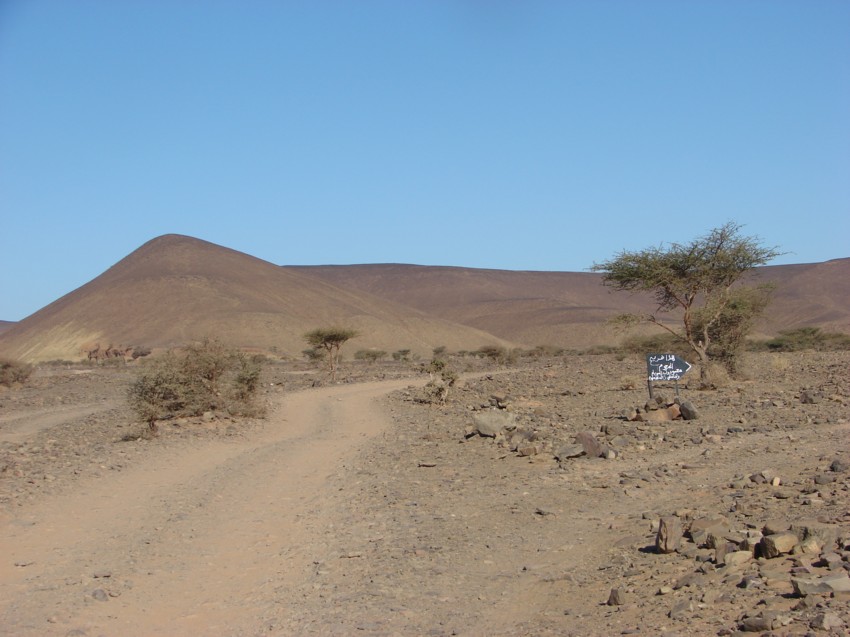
[1,348,848,637]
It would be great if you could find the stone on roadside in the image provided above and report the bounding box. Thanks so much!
[509,428,535,452]
[760,532,799,558]
[639,408,673,422]
[555,444,585,461]
[678,400,699,420]
[472,410,515,437]
[668,599,693,620]
[739,614,772,632]
[762,519,791,535]
[791,573,850,596]
[656,516,683,554]
[516,442,540,457]
[810,612,845,632]
[791,521,838,552]
[724,551,752,568]
[574,431,602,458]
[606,587,627,606]
[799,389,820,404]
[830,458,849,472]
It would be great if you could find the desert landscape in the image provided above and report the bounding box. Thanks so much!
[1,235,849,636]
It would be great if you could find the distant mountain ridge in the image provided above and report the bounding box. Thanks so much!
[0,234,847,363]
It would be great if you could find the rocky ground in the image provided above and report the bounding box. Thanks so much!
[1,350,848,636]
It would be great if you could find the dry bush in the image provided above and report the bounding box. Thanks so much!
[0,358,33,387]
[128,338,264,432]
[697,362,731,390]
[770,355,791,372]
[354,349,387,363]
[420,359,459,406]
[619,376,640,391]
[757,327,850,352]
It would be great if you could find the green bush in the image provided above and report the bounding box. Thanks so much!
[475,345,507,364]
[128,338,264,432]
[392,349,411,362]
[620,333,691,358]
[528,345,565,358]
[756,327,850,352]
[0,358,33,387]
[302,347,324,361]
[131,346,152,359]
[354,349,387,363]
[422,357,459,405]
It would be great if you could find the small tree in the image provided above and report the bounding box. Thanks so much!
[304,327,358,381]
[591,222,781,380]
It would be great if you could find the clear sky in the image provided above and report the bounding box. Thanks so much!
[1,1,848,321]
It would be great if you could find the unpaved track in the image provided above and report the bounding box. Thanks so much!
[0,402,120,444]
[0,378,422,637]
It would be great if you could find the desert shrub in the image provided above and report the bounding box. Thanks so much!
[475,345,507,363]
[421,358,459,406]
[619,375,640,390]
[232,355,264,402]
[620,333,692,359]
[528,345,565,358]
[128,338,264,432]
[392,349,411,362]
[302,347,324,362]
[581,344,619,356]
[432,345,447,357]
[769,354,791,372]
[757,327,850,352]
[0,358,33,387]
[354,349,387,363]
[131,346,152,359]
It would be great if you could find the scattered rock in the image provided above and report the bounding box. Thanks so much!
[606,587,627,605]
[678,400,699,420]
[656,516,683,554]
[759,532,799,558]
[574,431,602,458]
[471,410,515,437]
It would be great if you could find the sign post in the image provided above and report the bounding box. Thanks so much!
[646,353,692,399]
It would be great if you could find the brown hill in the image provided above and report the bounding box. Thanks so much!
[286,264,660,349]
[751,259,850,336]
[0,235,512,363]
[292,258,850,346]
[2,234,847,364]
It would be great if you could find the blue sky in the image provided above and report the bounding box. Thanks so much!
[1,1,848,321]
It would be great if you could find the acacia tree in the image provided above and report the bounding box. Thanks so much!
[591,222,781,380]
[303,327,358,381]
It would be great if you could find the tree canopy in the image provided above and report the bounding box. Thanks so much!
[591,222,781,378]
[303,326,358,381]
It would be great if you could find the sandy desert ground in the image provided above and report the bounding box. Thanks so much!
[1,350,848,636]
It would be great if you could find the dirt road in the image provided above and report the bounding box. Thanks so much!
[2,352,848,636]
[0,378,422,637]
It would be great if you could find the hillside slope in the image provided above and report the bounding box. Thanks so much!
[0,236,511,362]
[293,259,850,345]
